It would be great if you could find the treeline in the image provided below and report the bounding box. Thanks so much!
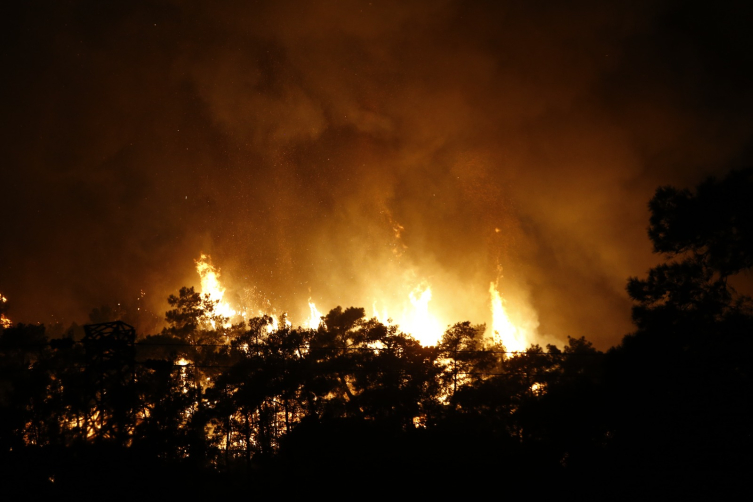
[2,170,753,498]
[0,296,606,496]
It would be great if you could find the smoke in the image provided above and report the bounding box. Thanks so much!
[2,0,753,348]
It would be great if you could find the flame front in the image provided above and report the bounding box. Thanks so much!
[190,254,534,351]
[490,281,527,353]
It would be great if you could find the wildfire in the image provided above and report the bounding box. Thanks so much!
[190,254,534,351]
[306,300,322,329]
[404,284,443,346]
[372,301,390,325]
[195,255,301,333]
[371,283,444,346]
[195,254,242,326]
[267,313,292,333]
[490,281,528,353]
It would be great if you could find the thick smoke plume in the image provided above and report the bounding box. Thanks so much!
[2,0,752,348]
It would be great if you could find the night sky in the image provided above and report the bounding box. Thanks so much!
[2,0,753,348]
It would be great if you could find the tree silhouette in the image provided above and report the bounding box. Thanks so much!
[2,288,628,495]
[628,168,753,326]
[609,168,753,498]
[648,168,753,276]
[0,324,52,448]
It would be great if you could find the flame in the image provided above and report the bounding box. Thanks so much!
[1,294,12,328]
[176,358,191,393]
[266,313,292,333]
[195,254,240,326]
[372,301,390,324]
[306,300,322,329]
[266,316,278,333]
[489,281,527,353]
[405,284,443,346]
[373,284,443,346]
[189,254,534,351]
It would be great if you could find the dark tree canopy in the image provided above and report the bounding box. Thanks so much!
[613,168,753,499]
[647,168,753,277]
[629,168,753,327]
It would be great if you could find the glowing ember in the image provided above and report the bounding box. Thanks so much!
[1,293,12,328]
[176,358,191,394]
[490,281,527,353]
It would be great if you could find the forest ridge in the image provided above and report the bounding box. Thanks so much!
[1,171,752,498]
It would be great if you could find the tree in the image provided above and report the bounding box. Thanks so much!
[162,286,237,345]
[609,168,753,498]
[0,324,52,448]
[647,168,753,276]
[628,168,753,329]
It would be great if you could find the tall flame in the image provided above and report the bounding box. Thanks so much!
[306,300,322,329]
[402,284,443,346]
[371,284,443,346]
[195,255,239,325]
[490,281,527,353]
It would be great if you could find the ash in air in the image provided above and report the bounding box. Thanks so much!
[2,1,753,348]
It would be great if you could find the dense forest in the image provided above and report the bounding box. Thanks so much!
[2,171,752,498]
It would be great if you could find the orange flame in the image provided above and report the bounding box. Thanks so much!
[404,284,443,346]
[489,281,528,353]
[190,254,535,351]
[306,300,322,329]
[372,283,443,346]
[1,294,12,328]
[195,254,242,327]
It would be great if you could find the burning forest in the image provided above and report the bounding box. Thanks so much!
[3,163,753,497]
[2,0,753,498]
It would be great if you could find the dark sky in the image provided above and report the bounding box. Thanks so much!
[2,0,753,348]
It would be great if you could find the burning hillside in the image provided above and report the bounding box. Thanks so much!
[190,253,531,351]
